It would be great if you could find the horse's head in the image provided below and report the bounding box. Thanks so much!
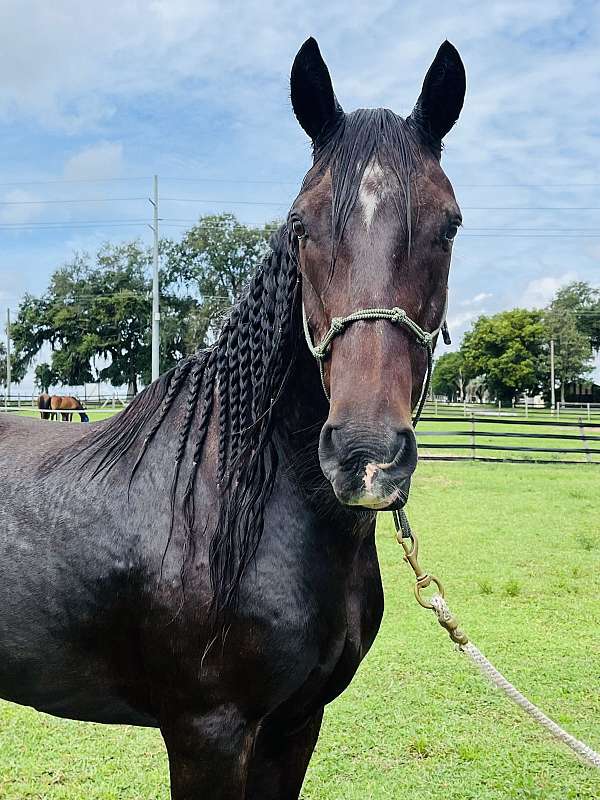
[289,38,465,511]
[79,412,90,423]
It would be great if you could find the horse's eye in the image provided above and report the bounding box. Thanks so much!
[445,224,459,241]
[292,219,306,239]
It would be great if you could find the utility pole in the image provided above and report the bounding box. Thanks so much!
[5,309,11,407]
[150,174,160,382]
[550,338,555,413]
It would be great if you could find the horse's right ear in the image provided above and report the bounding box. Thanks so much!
[291,37,343,142]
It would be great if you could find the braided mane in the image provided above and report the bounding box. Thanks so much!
[75,225,300,621]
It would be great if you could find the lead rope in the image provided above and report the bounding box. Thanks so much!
[393,508,600,769]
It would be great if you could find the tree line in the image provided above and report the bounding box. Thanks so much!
[432,282,600,403]
[3,214,599,403]
[4,214,275,396]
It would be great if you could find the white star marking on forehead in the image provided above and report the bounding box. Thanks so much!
[358,161,385,230]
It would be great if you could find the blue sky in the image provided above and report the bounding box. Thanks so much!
[1,0,600,391]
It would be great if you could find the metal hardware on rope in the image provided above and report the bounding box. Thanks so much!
[392,511,600,769]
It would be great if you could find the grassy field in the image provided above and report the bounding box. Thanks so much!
[1,461,599,799]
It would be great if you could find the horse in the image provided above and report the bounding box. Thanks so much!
[49,394,90,423]
[37,392,52,420]
[0,38,465,799]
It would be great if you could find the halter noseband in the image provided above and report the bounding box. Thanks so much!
[302,303,450,426]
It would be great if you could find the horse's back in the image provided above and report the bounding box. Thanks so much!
[0,412,89,469]
[0,413,158,725]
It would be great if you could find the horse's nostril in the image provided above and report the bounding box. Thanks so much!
[386,427,417,476]
[319,423,339,457]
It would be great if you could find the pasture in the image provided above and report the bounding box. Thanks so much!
[1,460,598,799]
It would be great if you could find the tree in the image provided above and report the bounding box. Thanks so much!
[34,363,57,393]
[10,243,195,396]
[461,310,547,403]
[163,213,276,341]
[543,288,594,403]
[9,215,278,395]
[0,340,27,389]
[432,351,468,401]
[549,281,600,351]
[0,343,6,389]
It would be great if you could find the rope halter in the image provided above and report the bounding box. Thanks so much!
[302,303,449,427]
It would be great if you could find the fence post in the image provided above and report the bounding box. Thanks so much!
[470,412,476,461]
[587,403,591,423]
[524,395,528,418]
[463,399,467,418]
[578,417,591,464]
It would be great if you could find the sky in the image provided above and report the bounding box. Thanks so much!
[1,0,600,392]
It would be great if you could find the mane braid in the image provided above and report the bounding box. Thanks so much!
[161,354,208,578]
[61,225,293,628]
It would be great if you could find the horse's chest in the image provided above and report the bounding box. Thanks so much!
[241,535,383,717]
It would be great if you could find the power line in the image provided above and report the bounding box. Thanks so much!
[0,197,146,206]
[0,177,151,188]
[0,218,149,227]
[162,197,287,206]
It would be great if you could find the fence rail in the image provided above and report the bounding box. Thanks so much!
[426,400,600,422]
[417,414,600,465]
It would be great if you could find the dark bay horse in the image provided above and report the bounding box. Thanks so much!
[49,394,90,423]
[0,38,465,799]
[37,392,52,420]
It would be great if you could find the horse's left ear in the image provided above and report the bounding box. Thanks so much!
[291,37,343,142]
[409,41,466,151]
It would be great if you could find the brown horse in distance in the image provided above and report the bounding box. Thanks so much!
[48,395,90,423]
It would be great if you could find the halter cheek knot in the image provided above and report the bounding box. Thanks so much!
[312,343,328,361]
[390,307,407,324]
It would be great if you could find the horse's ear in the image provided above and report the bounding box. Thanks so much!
[409,41,465,151]
[291,37,343,141]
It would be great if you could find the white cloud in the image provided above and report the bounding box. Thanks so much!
[63,142,124,181]
[461,292,492,306]
[521,272,577,309]
[447,310,480,329]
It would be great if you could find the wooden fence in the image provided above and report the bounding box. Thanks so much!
[417,415,600,464]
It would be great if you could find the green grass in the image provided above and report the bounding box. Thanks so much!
[1,462,599,799]
[8,408,121,422]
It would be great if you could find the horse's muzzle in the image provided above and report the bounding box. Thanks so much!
[318,422,418,510]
